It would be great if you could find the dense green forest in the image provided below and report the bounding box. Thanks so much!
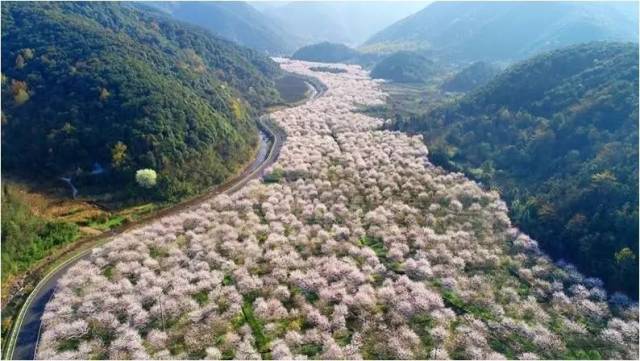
[370,51,436,83]
[1,2,283,203]
[442,61,501,92]
[393,42,639,296]
[273,74,310,104]
[1,185,79,282]
[292,42,360,63]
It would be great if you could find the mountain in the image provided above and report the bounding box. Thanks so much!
[370,51,436,83]
[1,2,282,202]
[363,1,639,62]
[148,2,301,55]
[291,42,360,63]
[261,1,428,47]
[393,42,639,296]
[442,61,502,92]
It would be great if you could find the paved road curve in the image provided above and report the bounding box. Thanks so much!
[6,78,324,360]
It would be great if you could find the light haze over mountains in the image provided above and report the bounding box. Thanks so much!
[148,1,638,64]
[148,1,304,54]
[254,1,429,46]
[363,1,639,62]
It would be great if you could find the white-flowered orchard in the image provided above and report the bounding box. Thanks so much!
[37,60,638,360]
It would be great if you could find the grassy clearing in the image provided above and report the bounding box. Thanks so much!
[86,215,126,231]
[241,296,271,356]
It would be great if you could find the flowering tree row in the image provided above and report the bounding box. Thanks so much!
[38,59,637,360]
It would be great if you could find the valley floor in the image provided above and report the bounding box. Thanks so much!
[36,61,637,360]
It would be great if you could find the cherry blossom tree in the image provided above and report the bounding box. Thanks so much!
[37,58,638,360]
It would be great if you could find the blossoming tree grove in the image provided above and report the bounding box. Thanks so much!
[37,59,638,360]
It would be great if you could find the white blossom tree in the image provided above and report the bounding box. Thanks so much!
[37,58,638,360]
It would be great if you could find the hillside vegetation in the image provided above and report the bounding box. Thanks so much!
[393,42,639,296]
[292,42,360,63]
[148,2,301,55]
[1,184,79,284]
[1,2,283,202]
[442,61,501,92]
[363,1,638,62]
[370,51,436,83]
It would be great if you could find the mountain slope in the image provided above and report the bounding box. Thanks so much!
[261,1,428,46]
[442,61,502,92]
[393,42,639,295]
[370,51,436,83]
[1,2,282,202]
[148,1,301,55]
[291,42,360,63]
[364,1,638,61]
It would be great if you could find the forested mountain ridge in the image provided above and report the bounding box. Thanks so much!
[363,1,638,62]
[1,2,282,202]
[442,61,501,92]
[370,51,436,83]
[148,1,302,55]
[393,42,639,296]
[292,42,360,63]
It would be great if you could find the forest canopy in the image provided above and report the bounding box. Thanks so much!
[1,2,283,202]
[442,61,501,92]
[393,42,639,296]
[370,51,437,83]
[292,42,360,63]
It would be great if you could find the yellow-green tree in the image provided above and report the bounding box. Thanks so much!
[11,80,29,105]
[111,141,127,168]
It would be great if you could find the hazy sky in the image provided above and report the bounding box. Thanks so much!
[250,1,430,46]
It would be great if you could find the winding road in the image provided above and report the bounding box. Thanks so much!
[5,79,324,360]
